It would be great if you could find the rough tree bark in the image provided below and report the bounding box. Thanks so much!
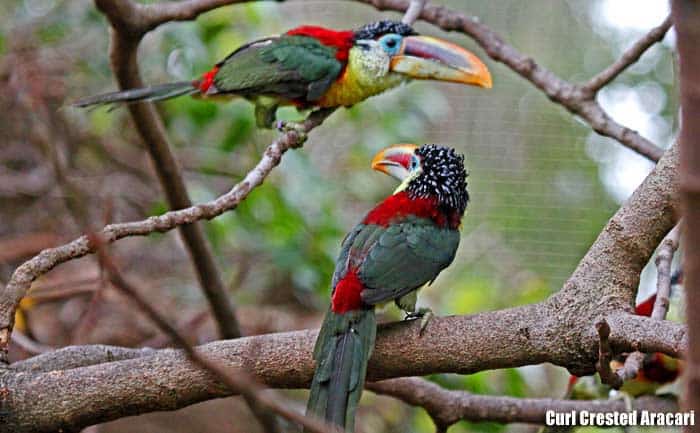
[672,1,700,431]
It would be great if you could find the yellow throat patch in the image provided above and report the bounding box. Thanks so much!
[316,46,407,108]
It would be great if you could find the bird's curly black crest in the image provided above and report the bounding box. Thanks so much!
[408,144,469,215]
[353,20,417,40]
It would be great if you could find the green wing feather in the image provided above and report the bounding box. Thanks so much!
[357,217,460,305]
[212,35,343,102]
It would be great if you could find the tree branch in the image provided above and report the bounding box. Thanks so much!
[351,0,666,161]
[401,0,426,25]
[595,319,623,388]
[671,0,700,427]
[0,108,334,361]
[366,377,677,429]
[584,15,673,93]
[138,0,257,32]
[654,224,681,320]
[1,310,686,433]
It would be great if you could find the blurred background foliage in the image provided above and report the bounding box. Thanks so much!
[0,0,680,432]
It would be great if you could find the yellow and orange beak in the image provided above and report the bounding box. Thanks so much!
[371,143,419,182]
[390,36,492,88]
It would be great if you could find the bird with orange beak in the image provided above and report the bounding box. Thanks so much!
[75,20,491,127]
[306,144,468,431]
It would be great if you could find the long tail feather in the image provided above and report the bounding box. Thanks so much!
[306,309,376,432]
[73,82,197,108]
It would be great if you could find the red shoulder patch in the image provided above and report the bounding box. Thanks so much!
[332,269,364,313]
[363,191,456,228]
[285,26,354,61]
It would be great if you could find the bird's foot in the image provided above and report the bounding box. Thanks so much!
[404,307,434,336]
[275,120,308,146]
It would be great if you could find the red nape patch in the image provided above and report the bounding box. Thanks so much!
[331,270,364,313]
[196,66,219,93]
[286,26,354,61]
[363,191,456,228]
[635,294,656,317]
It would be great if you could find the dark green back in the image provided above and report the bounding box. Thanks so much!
[332,215,461,306]
[213,35,343,102]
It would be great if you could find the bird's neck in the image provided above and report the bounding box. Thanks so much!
[363,191,462,229]
[316,47,406,108]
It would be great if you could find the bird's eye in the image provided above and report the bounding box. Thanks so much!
[410,156,419,170]
[379,34,402,54]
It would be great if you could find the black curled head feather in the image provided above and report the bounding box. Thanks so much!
[353,20,417,40]
[408,144,469,215]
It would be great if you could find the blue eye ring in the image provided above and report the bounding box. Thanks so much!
[379,34,403,54]
[410,155,420,170]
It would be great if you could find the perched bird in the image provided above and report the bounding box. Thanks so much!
[74,20,492,127]
[306,143,469,431]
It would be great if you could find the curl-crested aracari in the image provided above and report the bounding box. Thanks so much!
[74,20,492,127]
[306,143,468,431]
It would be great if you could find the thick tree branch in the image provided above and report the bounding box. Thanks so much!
[0,108,334,361]
[351,0,667,161]
[1,311,686,433]
[672,0,700,429]
[366,377,677,429]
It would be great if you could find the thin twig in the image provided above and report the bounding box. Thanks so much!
[595,319,623,388]
[89,232,342,433]
[584,16,673,93]
[367,377,677,428]
[653,224,682,320]
[401,0,426,25]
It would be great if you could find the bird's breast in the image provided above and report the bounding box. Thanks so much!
[316,64,406,108]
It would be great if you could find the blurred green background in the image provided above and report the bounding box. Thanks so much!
[0,0,680,432]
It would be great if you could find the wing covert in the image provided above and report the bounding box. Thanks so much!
[358,218,460,305]
[213,35,343,102]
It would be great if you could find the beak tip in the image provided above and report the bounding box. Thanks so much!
[481,72,493,89]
